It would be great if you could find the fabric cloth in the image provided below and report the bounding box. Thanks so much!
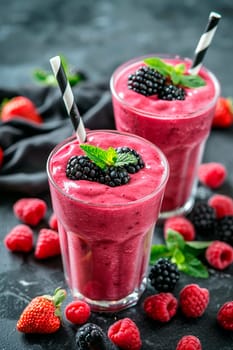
[0,81,115,194]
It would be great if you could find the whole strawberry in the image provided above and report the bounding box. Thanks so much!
[17,288,66,333]
[1,96,43,124]
[212,97,233,128]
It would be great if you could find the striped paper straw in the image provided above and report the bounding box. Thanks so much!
[50,56,86,142]
[189,12,221,75]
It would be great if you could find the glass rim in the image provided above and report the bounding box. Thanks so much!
[47,129,169,208]
[110,54,221,120]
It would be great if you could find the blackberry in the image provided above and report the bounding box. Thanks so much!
[128,66,165,96]
[115,146,145,173]
[158,84,186,100]
[188,202,216,237]
[75,323,117,350]
[66,155,101,181]
[149,258,180,292]
[66,156,130,187]
[214,216,233,246]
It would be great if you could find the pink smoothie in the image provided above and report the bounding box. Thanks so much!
[47,130,168,311]
[111,56,220,215]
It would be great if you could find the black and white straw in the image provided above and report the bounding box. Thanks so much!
[50,56,86,142]
[189,12,221,75]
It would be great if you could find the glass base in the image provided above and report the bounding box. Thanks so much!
[159,195,195,220]
[72,277,147,312]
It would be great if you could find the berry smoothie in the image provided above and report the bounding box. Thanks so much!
[47,130,168,311]
[111,55,220,217]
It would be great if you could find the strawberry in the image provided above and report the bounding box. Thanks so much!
[1,96,43,124]
[17,288,66,333]
[0,146,4,169]
[212,97,233,128]
[35,228,61,259]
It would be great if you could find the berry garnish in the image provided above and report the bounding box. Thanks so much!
[179,283,209,318]
[143,293,178,322]
[212,97,233,128]
[76,323,118,350]
[17,288,66,334]
[217,301,233,331]
[65,300,91,325]
[149,258,180,292]
[66,144,144,187]
[205,241,233,270]
[108,318,142,350]
[158,84,185,100]
[128,66,165,96]
[176,335,202,350]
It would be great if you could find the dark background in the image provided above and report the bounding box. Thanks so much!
[0,0,233,349]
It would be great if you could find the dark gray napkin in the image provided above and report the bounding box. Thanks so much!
[0,81,115,194]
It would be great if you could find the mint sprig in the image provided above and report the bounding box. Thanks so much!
[150,230,212,278]
[80,144,138,170]
[144,57,206,88]
[33,55,86,87]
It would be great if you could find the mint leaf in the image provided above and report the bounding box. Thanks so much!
[150,244,171,265]
[143,56,206,88]
[186,241,212,250]
[171,248,185,265]
[115,152,137,167]
[80,144,116,169]
[166,230,185,252]
[179,256,209,278]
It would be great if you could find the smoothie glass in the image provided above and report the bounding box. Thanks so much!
[47,130,169,312]
[110,55,220,218]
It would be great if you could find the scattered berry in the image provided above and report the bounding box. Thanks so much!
[108,317,142,350]
[164,216,195,241]
[35,228,61,259]
[198,162,227,189]
[0,96,43,124]
[179,284,209,318]
[65,300,91,325]
[13,198,47,226]
[17,288,66,333]
[4,224,33,253]
[149,258,180,292]
[176,335,202,350]
[214,216,233,246]
[76,323,117,350]
[128,66,165,96]
[217,301,233,331]
[205,241,233,270]
[143,293,178,322]
[116,147,144,173]
[188,202,216,237]
[208,194,233,219]
[212,97,233,128]
[158,84,186,101]
[49,213,58,231]
[0,146,4,168]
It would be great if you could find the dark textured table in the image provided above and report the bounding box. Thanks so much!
[0,1,233,349]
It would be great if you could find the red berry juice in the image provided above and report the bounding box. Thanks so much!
[110,55,220,217]
[47,130,168,311]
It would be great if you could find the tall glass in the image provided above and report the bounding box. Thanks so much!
[110,55,220,218]
[47,130,169,312]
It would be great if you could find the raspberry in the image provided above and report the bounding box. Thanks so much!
[149,258,180,292]
[179,284,209,318]
[108,318,142,350]
[208,194,233,219]
[4,224,33,253]
[176,335,202,350]
[34,229,61,259]
[13,198,47,226]
[205,241,233,270]
[49,213,58,231]
[76,323,118,350]
[217,301,233,331]
[198,162,227,189]
[214,216,233,246]
[65,300,91,325]
[188,202,216,237]
[143,293,178,322]
[164,216,195,241]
